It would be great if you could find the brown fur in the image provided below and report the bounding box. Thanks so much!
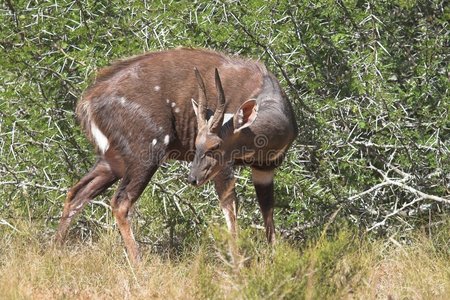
[56,48,298,264]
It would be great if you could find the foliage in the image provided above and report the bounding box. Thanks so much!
[1,0,449,247]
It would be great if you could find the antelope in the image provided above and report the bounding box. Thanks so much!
[55,48,298,263]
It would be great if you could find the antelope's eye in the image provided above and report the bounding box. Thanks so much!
[209,143,220,152]
[204,143,220,157]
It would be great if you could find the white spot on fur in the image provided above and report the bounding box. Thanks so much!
[166,99,170,104]
[252,169,274,185]
[91,121,109,154]
[164,134,170,145]
[223,113,234,125]
[152,139,157,146]
[171,102,176,108]
[154,85,161,92]
[115,96,141,112]
[174,107,181,113]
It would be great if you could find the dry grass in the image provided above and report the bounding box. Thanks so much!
[0,223,200,299]
[1,222,449,299]
[363,233,450,299]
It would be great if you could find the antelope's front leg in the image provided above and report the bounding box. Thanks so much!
[213,167,239,262]
[252,167,276,244]
[213,167,238,237]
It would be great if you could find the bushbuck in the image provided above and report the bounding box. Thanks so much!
[55,48,298,263]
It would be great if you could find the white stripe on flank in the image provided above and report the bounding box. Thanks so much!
[91,121,109,154]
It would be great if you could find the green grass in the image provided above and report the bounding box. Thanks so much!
[1,221,449,299]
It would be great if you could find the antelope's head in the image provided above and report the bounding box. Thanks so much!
[188,68,258,186]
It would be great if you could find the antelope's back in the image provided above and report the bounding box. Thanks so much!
[75,48,294,161]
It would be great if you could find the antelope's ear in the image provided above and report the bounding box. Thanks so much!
[233,99,258,133]
[191,99,199,117]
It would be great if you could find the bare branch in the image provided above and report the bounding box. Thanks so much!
[0,181,66,192]
[367,197,425,231]
[348,164,450,231]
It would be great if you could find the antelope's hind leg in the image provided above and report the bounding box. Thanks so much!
[110,163,158,264]
[55,159,119,244]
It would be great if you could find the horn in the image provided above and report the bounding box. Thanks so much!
[209,68,226,133]
[194,67,208,128]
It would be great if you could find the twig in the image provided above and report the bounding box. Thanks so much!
[349,181,394,201]
[228,9,313,114]
[153,181,202,226]
[4,0,25,42]
[385,179,449,204]
[0,219,21,232]
[0,181,66,192]
[367,197,425,231]
[352,140,440,152]
[369,164,449,204]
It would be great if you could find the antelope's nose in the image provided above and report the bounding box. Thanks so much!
[187,174,198,186]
